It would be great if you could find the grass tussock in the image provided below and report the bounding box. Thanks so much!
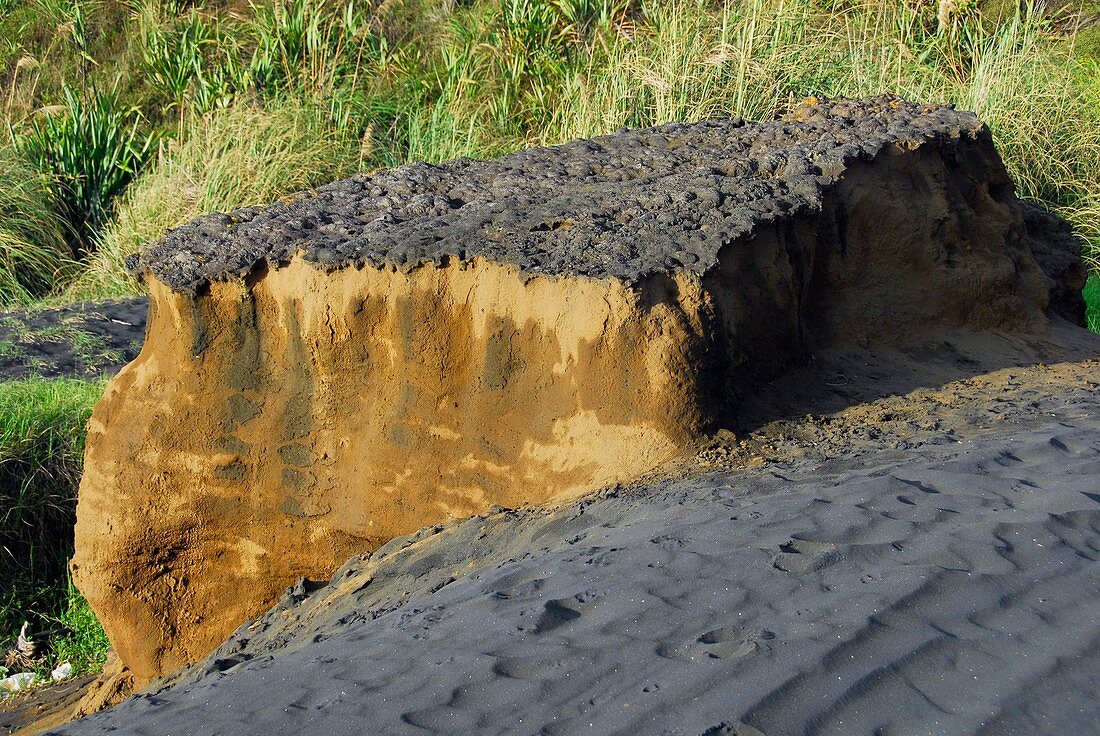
[48,574,110,676]
[0,145,75,305]
[1085,274,1100,335]
[18,85,156,257]
[68,100,367,300]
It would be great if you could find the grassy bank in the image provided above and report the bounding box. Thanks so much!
[0,0,1095,308]
[0,378,108,678]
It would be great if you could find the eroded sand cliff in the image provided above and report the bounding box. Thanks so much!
[56,340,1100,736]
[71,97,1083,684]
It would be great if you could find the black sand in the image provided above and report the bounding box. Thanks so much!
[0,300,146,381]
[48,326,1100,736]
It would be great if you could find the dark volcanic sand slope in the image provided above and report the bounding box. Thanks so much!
[52,338,1100,736]
[0,299,147,380]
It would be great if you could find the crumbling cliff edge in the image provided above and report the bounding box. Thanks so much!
[71,96,1084,685]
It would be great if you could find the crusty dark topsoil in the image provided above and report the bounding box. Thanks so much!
[130,97,988,294]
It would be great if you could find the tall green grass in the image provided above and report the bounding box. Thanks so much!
[33,0,99,67]
[133,0,225,117]
[67,100,367,299]
[1085,273,1100,334]
[0,144,74,305]
[0,379,104,661]
[48,573,109,676]
[19,85,156,256]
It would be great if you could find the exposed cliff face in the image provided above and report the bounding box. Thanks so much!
[75,261,714,679]
[72,97,1076,685]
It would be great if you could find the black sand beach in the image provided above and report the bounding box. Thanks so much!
[48,325,1100,736]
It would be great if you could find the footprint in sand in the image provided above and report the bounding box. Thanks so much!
[524,589,606,635]
[700,721,768,736]
[771,537,837,573]
[697,626,777,659]
[532,599,584,634]
[656,626,775,661]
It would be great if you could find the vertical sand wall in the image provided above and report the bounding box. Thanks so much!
[74,259,721,680]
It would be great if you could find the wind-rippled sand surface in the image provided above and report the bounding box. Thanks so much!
[51,329,1100,736]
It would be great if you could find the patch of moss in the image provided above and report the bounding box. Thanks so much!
[1074,25,1100,60]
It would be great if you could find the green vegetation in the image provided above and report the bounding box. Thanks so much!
[70,99,365,299]
[49,574,110,676]
[0,146,74,305]
[19,85,156,256]
[1085,273,1100,334]
[0,378,106,675]
[0,0,1094,305]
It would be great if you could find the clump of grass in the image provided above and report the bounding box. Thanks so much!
[68,99,367,300]
[37,0,101,67]
[1085,273,1100,334]
[19,85,156,256]
[0,144,75,306]
[0,378,104,649]
[1077,24,1100,60]
[133,0,225,117]
[0,341,27,359]
[246,0,334,94]
[47,574,109,676]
